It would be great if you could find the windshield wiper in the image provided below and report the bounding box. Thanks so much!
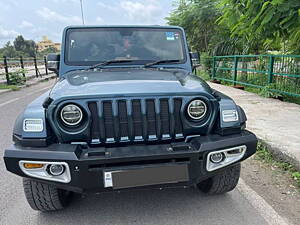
[88,59,134,70]
[143,59,181,68]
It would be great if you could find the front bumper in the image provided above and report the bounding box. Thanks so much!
[4,130,257,193]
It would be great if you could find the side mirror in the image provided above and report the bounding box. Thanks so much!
[46,53,60,75]
[190,52,200,72]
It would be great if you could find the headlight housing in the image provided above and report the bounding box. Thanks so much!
[187,99,207,120]
[60,104,83,126]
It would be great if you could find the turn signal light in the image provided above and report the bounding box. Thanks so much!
[23,163,44,169]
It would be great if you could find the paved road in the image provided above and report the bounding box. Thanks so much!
[0,81,290,225]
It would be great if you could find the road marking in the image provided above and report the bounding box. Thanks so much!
[238,179,292,225]
[0,98,21,107]
[0,85,52,108]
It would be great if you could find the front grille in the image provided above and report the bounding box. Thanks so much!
[88,98,183,144]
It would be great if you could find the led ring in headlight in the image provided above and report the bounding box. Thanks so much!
[187,99,207,120]
[60,104,83,126]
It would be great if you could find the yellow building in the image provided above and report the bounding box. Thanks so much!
[37,36,61,52]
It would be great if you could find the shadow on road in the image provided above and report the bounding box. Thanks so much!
[36,187,245,225]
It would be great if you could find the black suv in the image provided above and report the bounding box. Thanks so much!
[4,26,257,211]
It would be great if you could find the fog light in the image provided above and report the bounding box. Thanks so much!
[210,152,224,163]
[49,164,65,176]
[206,145,247,171]
[20,160,71,183]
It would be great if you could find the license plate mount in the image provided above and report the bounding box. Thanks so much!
[103,164,189,189]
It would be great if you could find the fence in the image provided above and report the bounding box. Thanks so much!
[211,55,300,97]
[0,56,49,85]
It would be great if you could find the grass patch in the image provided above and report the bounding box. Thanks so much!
[255,142,300,187]
[0,84,20,91]
[195,69,211,81]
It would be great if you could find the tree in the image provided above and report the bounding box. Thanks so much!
[13,35,26,52]
[13,35,36,57]
[24,40,37,57]
[0,42,18,58]
[218,0,300,54]
[166,0,244,55]
[167,0,300,55]
[166,0,223,53]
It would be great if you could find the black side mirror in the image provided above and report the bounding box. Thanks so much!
[190,52,200,72]
[46,53,60,75]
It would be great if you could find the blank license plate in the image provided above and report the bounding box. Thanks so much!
[103,164,189,189]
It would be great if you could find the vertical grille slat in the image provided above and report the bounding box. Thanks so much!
[169,99,175,138]
[118,100,129,140]
[112,100,120,142]
[132,100,143,140]
[88,102,100,142]
[126,100,134,141]
[174,98,183,137]
[88,97,184,144]
[146,99,156,139]
[160,99,170,138]
[141,99,148,141]
[155,99,162,139]
[103,101,115,142]
[98,101,106,142]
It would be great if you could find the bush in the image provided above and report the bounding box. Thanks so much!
[8,69,26,85]
[200,52,213,73]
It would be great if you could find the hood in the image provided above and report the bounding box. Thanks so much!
[49,68,212,100]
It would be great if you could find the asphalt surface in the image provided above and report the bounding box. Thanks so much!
[0,80,288,225]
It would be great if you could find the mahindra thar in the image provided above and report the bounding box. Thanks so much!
[4,26,257,211]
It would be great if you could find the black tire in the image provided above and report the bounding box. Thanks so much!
[23,178,72,211]
[197,163,241,194]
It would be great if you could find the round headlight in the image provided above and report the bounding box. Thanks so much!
[60,104,83,126]
[187,99,207,120]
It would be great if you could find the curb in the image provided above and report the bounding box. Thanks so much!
[0,89,11,95]
[258,138,300,172]
[0,74,56,96]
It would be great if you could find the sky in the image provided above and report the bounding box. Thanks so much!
[0,0,177,47]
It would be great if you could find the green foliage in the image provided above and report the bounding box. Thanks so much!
[0,84,20,91]
[292,172,300,186]
[168,0,300,54]
[218,0,300,54]
[200,52,212,72]
[196,69,211,80]
[13,35,36,57]
[166,0,226,54]
[255,142,300,187]
[0,35,37,58]
[0,42,19,58]
[8,69,26,85]
[258,85,278,98]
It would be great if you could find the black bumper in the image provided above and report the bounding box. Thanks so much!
[4,130,257,193]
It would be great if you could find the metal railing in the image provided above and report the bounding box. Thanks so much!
[0,56,49,85]
[212,55,300,97]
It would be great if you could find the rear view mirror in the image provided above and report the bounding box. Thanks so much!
[190,52,200,72]
[47,53,60,75]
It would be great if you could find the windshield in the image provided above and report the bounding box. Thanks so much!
[65,27,186,66]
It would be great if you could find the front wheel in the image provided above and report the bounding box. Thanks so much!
[23,178,72,211]
[197,163,241,194]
